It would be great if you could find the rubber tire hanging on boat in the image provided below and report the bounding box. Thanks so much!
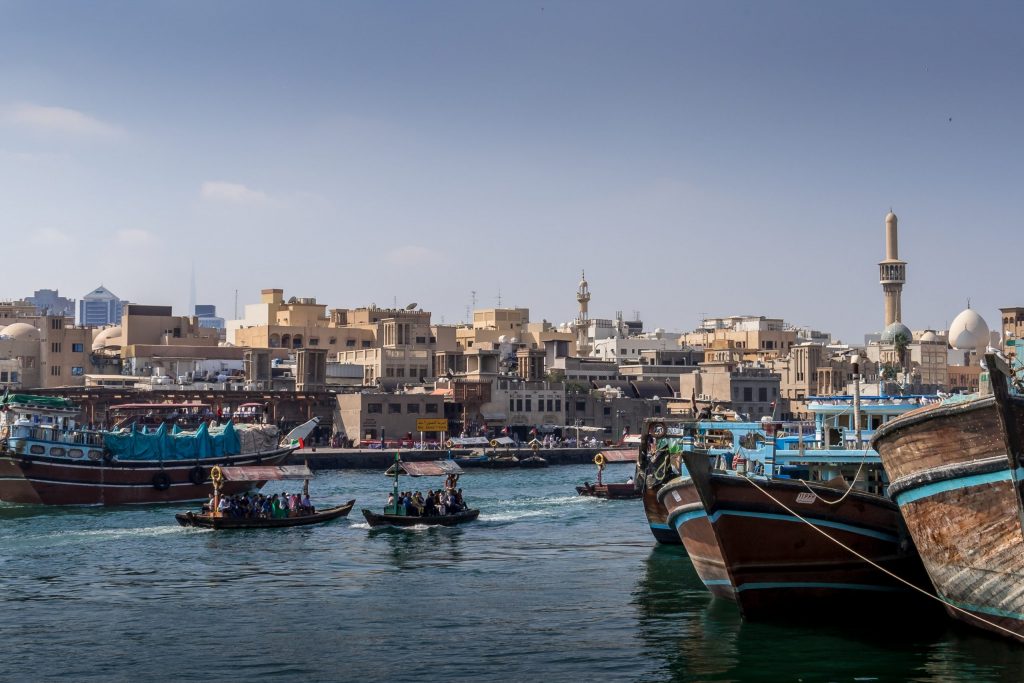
[152,471,171,491]
[188,465,207,486]
[102,449,114,464]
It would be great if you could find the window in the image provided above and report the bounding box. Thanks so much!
[51,342,62,353]
[72,367,84,376]
[329,337,337,345]
[555,399,561,412]
[388,403,402,414]
[425,404,439,414]
[516,399,523,411]
[407,404,420,414]
[51,366,62,376]
[367,403,382,414]
[603,406,611,416]
[576,401,586,411]
[308,338,319,346]
[0,371,6,381]
[362,341,372,348]
[72,343,84,353]
[509,398,515,412]
[30,445,45,455]
[429,336,436,344]
[547,399,553,412]
[68,449,84,458]
[416,336,426,344]
[758,387,768,402]
[386,368,394,377]
[525,398,532,412]
[51,318,61,330]
[346,339,356,347]
[50,447,66,457]
[654,405,662,414]
[743,387,752,402]
[396,368,405,378]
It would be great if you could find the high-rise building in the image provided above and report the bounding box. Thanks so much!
[26,289,75,317]
[78,285,124,326]
[194,304,225,330]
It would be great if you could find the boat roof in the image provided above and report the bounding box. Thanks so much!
[597,450,636,463]
[218,465,313,481]
[0,393,78,411]
[389,460,464,477]
[110,402,209,410]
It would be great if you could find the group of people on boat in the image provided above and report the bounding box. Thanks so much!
[387,487,467,517]
[205,491,314,519]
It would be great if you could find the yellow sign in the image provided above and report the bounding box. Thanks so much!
[416,419,449,432]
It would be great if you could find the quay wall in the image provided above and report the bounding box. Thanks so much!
[286,448,633,470]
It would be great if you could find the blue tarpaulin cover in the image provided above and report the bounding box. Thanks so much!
[104,419,245,460]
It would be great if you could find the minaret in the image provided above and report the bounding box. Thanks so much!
[576,270,590,322]
[575,271,592,356]
[879,210,907,327]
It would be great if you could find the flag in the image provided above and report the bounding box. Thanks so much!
[501,426,509,436]
[530,426,538,436]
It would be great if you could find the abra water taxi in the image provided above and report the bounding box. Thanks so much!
[361,455,479,528]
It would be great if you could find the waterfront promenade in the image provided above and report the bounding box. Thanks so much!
[287,446,610,469]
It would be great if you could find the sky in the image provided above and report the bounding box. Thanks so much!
[1,1,1021,343]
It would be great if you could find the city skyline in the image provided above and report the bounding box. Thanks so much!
[2,2,1021,343]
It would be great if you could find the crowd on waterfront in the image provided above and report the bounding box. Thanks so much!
[204,492,314,518]
[387,488,467,516]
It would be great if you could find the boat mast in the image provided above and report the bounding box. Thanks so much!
[852,354,862,449]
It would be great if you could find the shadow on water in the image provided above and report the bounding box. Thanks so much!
[631,545,1024,682]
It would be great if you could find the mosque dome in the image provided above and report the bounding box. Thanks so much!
[949,309,990,351]
[91,325,122,351]
[880,321,912,345]
[919,330,939,343]
[0,322,41,342]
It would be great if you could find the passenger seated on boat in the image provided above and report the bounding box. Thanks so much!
[218,495,231,515]
[424,490,436,516]
[301,493,312,514]
[404,493,415,516]
[412,491,425,515]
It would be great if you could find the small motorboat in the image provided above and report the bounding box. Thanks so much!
[518,455,548,468]
[175,463,355,530]
[576,452,639,499]
[362,449,479,528]
[177,500,355,528]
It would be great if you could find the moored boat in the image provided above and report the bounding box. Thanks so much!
[871,354,1024,642]
[0,393,317,506]
[576,451,639,499]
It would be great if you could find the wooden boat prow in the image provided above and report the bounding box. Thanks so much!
[176,499,355,529]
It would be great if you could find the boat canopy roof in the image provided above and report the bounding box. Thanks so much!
[388,460,464,477]
[447,436,489,447]
[1,393,78,411]
[597,450,636,463]
[218,465,313,481]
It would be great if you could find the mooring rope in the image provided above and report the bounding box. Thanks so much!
[738,473,1023,640]
[796,448,871,506]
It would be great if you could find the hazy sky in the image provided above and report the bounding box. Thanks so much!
[2,1,1021,343]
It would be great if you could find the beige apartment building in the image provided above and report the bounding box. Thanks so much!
[0,315,100,389]
[335,391,446,443]
[456,308,575,355]
[682,316,798,362]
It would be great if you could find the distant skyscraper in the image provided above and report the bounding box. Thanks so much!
[78,285,124,326]
[878,211,907,328]
[194,304,225,330]
[26,289,75,318]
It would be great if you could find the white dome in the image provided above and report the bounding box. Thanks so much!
[91,325,122,351]
[949,309,989,351]
[1,322,41,341]
[498,335,507,344]
[919,330,939,343]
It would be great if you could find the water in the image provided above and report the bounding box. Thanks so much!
[3,464,1024,682]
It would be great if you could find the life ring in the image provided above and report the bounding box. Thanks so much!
[152,471,171,491]
[489,439,499,448]
[651,423,667,438]
[188,465,207,486]
[210,465,223,484]
[593,453,606,467]
[445,439,454,448]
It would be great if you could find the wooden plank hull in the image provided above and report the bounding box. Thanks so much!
[360,508,480,528]
[175,500,355,528]
[0,448,293,506]
[576,482,640,499]
[665,452,929,618]
[642,484,682,545]
[873,392,1024,642]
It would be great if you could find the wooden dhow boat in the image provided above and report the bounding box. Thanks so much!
[0,392,318,506]
[871,353,1024,643]
[361,453,479,528]
[176,464,354,529]
[644,385,937,616]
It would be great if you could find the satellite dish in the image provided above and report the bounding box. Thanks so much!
[406,302,418,310]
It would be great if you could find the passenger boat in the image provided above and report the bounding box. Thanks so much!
[646,390,937,615]
[0,392,318,506]
[577,451,639,499]
[871,354,1024,642]
[635,422,684,544]
[175,464,354,529]
[361,453,479,528]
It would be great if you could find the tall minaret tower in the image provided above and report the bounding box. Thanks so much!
[879,210,907,327]
[576,270,591,322]
[575,271,592,356]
